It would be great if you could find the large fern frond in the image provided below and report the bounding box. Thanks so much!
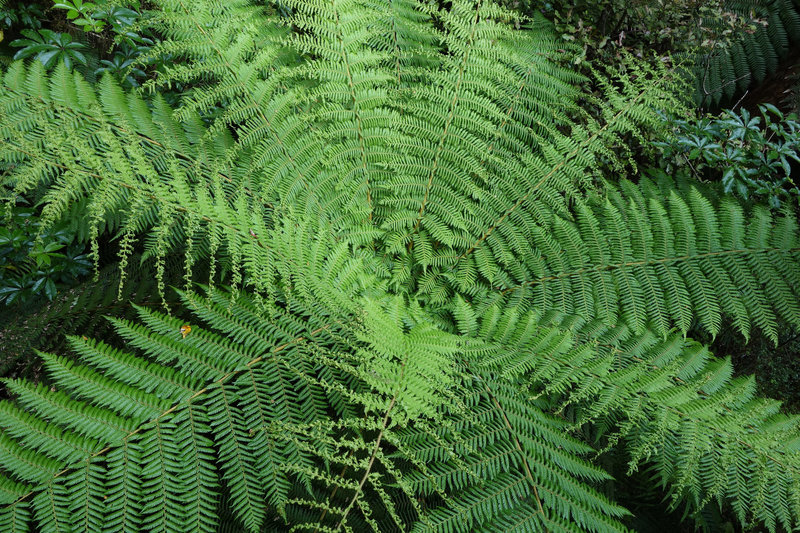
[465,175,800,341]
[459,300,800,529]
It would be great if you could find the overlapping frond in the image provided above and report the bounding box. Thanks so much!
[462,299,800,530]
[379,10,684,307]
[469,176,800,341]
[0,281,408,531]
[401,372,629,533]
[599,333,800,531]
[0,61,260,296]
[0,283,624,532]
[571,322,800,531]
[2,0,800,531]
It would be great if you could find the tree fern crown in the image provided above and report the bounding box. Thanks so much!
[1,0,800,531]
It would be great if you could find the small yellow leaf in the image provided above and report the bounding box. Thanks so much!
[180,324,191,338]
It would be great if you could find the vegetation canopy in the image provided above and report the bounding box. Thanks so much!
[1,0,800,531]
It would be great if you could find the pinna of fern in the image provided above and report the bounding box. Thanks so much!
[1,0,800,531]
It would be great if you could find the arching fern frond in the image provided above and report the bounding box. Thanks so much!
[464,301,800,530]
[472,175,800,341]
[0,60,251,295]
[602,334,800,531]
[0,286,348,531]
[401,372,630,533]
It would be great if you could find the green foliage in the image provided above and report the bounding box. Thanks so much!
[50,1,141,37]
[0,0,799,531]
[10,29,89,69]
[531,0,755,64]
[465,175,800,343]
[94,42,147,88]
[694,0,800,107]
[471,306,800,531]
[0,3,44,33]
[52,0,108,33]
[0,204,90,306]
[655,104,800,208]
[1,0,154,88]
[517,0,800,109]
[0,284,628,532]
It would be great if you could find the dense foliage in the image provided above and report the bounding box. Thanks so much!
[0,204,91,306]
[0,0,799,532]
[524,0,800,108]
[1,0,156,88]
[655,104,800,208]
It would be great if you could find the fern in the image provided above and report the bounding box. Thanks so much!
[473,306,800,530]
[694,0,800,107]
[1,0,800,531]
[479,175,800,341]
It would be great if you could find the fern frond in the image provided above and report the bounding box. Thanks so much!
[485,176,800,341]
[0,287,336,531]
[589,328,800,531]
[470,300,800,530]
[0,61,255,294]
[402,371,629,533]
